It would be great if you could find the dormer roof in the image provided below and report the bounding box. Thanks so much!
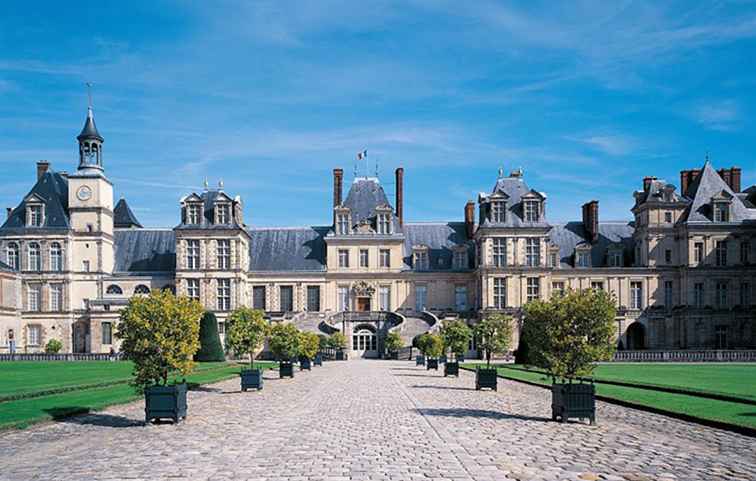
[479,171,550,228]
[339,177,400,233]
[114,198,143,229]
[681,161,752,223]
[1,168,70,233]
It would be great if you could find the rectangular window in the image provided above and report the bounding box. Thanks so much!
[454,250,468,269]
[414,251,429,270]
[630,281,643,310]
[715,241,728,267]
[577,251,590,267]
[415,285,427,311]
[29,205,43,226]
[526,277,540,303]
[664,249,672,264]
[715,325,727,349]
[379,249,390,268]
[524,201,540,222]
[664,280,673,309]
[491,201,505,223]
[740,282,751,307]
[715,281,728,309]
[50,284,63,311]
[492,238,506,267]
[664,211,673,223]
[28,325,41,346]
[338,286,350,311]
[217,279,231,311]
[187,240,200,270]
[28,285,41,311]
[82,260,90,272]
[552,281,565,295]
[306,286,320,311]
[279,286,294,312]
[609,251,622,267]
[694,242,704,263]
[591,281,604,291]
[359,249,369,268]
[548,252,558,268]
[337,214,350,235]
[338,249,349,268]
[377,213,391,234]
[216,204,230,224]
[714,203,729,222]
[741,241,750,264]
[455,286,467,311]
[217,322,225,335]
[525,238,540,267]
[102,322,112,345]
[187,279,200,301]
[379,286,391,312]
[493,278,506,309]
[252,285,266,310]
[188,204,202,225]
[217,240,230,269]
[694,282,704,308]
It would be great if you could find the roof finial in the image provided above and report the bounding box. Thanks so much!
[85,82,93,109]
[375,157,379,178]
[705,151,710,164]
[203,177,209,190]
[218,179,224,190]
[498,166,504,179]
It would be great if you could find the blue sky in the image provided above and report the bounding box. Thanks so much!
[1,1,755,227]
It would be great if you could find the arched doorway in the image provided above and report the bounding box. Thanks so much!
[626,322,645,350]
[352,324,378,358]
[72,320,90,353]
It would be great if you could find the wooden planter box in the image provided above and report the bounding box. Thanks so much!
[457,353,465,362]
[387,351,399,360]
[335,350,347,361]
[415,355,425,366]
[444,361,459,377]
[300,358,312,371]
[551,382,596,424]
[279,361,294,378]
[145,383,187,424]
[475,367,498,391]
[314,354,323,366]
[426,358,439,370]
[240,368,263,391]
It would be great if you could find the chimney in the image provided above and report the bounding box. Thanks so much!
[36,160,50,181]
[464,201,475,239]
[582,200,599,244]
[333,168,343,208]
[680,170,690,197]
[642,176,656,192]
[717,168,732,191]
[395,167,404,227]
[6,208,11,220]
[731,167,741,192]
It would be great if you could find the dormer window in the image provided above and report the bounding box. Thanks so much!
[575,245,591,268]
[608,250,623,267]
[453,247,468,269]
[215,203,231,224]
[713,202,730,222]
[336,210,351,235]
[524,200,540,222]
[187,203,202,225]
[413,246,430,271]
[377,210,392,235]
[491,201,505,223]
[27,204,43,227]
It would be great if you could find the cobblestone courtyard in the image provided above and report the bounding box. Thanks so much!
[0,361,754,481]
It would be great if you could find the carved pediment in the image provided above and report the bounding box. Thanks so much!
[352,280,376,297]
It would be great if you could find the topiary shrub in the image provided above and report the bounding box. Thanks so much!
[327,332,347,350]
[384,331,403,356]
[268,323,302,362]
[226,307,269,368]
[514,337,530,365]
[299,331,320,360]
[440,319,472,360]
[45,339,63,354]
[195,311,226,362]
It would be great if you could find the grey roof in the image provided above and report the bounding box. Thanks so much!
[175,189,244,230]
[480,175,550,228]
[113,198,143,229]
[114,229,176,272]
[682,161,752,223]
[403,222,473,270]
[248,227,327,271]
[77,107,103,141]
[0,259,14,273]
[548,222,635,268]
[637,178,684,205]
[1,169,70,233]
[340,177,400,231]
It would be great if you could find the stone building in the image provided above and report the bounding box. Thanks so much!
[1,107,754,357]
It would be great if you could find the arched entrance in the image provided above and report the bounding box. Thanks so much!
[72,320,90,353]
[352,324,378,358]
[626,322,645,350]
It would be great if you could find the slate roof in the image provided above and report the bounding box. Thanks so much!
[77,107,103,141]
[113,229,176,272]
[248,227,328,272]
[340,177,400,232]
[548,222,635,268]
[636,178,684,205]
[113,198,143,229]
[175,189,244,230]
[0,170,70,234]
[682,161,752,223]
[479,175,550,228]
[402,222,473,270]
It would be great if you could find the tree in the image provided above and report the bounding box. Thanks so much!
[226,307,269,368]
[45,339,63,354]
[299,331,320,360]
[384,331,404,355]
[417,333,443,358]
[195,311,226,362]
[318,334,330,350]
[440,320,472,360]
[473,313,514,367]
[522,288,617,381]
[268,323,302,361]
[327,332,347,350]
[116,289,203,390]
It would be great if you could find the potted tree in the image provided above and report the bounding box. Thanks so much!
[522,288,616,425]
[269,323,301,379]
[226,307,270,391]
[329,332,348,360]
[299,331,320,371]
[424,334,444,371]
[116,289,203,424]
[414,334,428,366]
[315,334,329,365]
[473,313,513,391]
[440,319,472,377]
[384,331,403,360]
[45,339,63,354]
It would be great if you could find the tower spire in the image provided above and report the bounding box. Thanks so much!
[77,83,104,172]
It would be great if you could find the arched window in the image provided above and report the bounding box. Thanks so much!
[50,242,63,272]
[134,284,150,295]
[106,285,123,295]
[28,243,41,271]
[6,242,19,270]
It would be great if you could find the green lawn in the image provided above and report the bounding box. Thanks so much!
[0,361,277,430]
[462,363,756,432]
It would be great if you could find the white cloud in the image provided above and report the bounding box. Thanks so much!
[565,133,634,156]
[692,100,741,131]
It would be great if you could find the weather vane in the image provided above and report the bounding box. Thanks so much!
[85,82,93,108]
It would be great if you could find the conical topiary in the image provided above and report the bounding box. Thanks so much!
[195,311,226,362]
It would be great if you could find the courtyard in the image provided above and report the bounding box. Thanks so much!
[0,360,754,481]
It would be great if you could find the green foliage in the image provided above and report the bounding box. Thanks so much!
[268,323,302,361]
[440,320,472,359]
[115,289,203,391]
[299,331,320,360]
[44,339,63,354]
[327,332,348,350]
[417,333,443,358]
[226,307,270,368]
[195,311,226,362]
[384,331,404,354]
[514,337,530,365]
[522,288,617,381]
[318,334,329,349]
[473,313,514,367]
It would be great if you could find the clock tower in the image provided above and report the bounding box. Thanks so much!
[68,105,115,277]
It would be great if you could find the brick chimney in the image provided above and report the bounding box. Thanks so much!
[582,200,599,243]
[642,176,656,192]
[37,160,50,181]
[680,169,703,197]
[717,167,741,192]
[464,201,475,239]
[333,168,343,208]
[395,167,404,227]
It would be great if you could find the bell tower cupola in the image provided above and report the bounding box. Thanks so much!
[77,101,104,173]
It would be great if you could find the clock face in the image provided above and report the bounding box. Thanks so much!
[77,185,92,201]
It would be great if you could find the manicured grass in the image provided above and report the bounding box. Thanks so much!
[0,361,277,430]
[462,363,756,432]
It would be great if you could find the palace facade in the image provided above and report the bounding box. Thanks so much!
[1,107,755,357]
